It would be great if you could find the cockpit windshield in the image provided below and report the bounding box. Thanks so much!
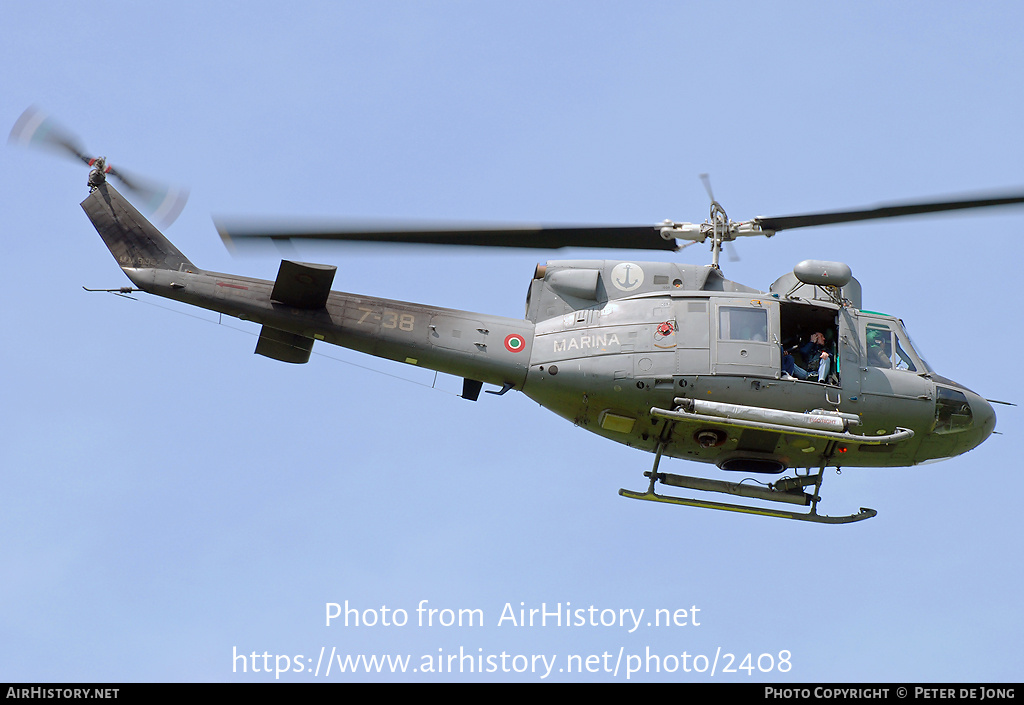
[895,320,933,374]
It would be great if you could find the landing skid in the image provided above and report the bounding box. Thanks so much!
[619,436,876,524]
[618,482,876,524]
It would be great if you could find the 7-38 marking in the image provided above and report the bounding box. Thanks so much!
[357,307,415,331]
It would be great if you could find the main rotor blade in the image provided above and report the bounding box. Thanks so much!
[216,221,678,252]
[754,191,1024,232]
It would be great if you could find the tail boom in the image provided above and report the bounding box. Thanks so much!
[82,182,533,391]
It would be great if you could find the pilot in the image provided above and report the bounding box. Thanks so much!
[866,329,892,368]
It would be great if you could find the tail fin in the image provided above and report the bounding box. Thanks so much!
[81,181,197,273]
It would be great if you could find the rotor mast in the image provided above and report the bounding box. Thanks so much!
[709,199,728,269]
[704,174,728,269]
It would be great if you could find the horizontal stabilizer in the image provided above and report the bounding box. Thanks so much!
[462,378,483,401]
[271,260,337,309]
[255,325,314,364]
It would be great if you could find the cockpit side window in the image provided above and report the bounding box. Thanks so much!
[866,322,917,372]
[866,323,894,369]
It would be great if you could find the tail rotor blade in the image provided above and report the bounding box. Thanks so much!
[107,165,189,228]
[9,106,91,164]
[10,106,189,227]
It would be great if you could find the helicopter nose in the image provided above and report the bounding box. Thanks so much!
[965,390,997,443]
[932,386,996,456]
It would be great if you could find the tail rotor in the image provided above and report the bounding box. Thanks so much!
[9,106,188,227]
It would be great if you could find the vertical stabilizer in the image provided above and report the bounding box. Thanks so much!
[81,181,196,272]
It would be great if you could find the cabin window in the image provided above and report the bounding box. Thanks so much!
[719,307,767,342]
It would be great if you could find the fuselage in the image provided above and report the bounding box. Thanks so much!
[520,259,994,470]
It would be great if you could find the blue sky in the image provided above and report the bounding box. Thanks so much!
[2,2,1022,682]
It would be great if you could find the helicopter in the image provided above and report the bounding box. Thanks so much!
[11,107,1020,524]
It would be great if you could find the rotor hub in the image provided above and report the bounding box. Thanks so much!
[87,157,109,189]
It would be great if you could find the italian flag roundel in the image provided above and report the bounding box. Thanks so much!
[504,333,526,353]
